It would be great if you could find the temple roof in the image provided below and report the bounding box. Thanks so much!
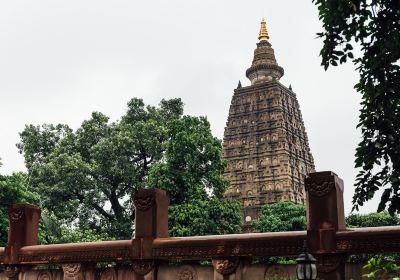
[246,19,284,85]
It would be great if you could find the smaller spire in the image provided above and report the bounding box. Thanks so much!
[258,18,270,41]
[289,84,292,91]
[237,80,242,89]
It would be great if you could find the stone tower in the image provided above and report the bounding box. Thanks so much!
[223,19,315,226]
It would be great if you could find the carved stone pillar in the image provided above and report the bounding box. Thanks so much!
[305,171,346,280]
[5,204,41,263]
[212,258,240,280]
[133,189,169,279]
[4,203,41,280]
[133,188,170,239]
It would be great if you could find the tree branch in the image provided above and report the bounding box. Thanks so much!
[74,191,115,221]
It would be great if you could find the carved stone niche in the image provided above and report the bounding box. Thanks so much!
[98,268,117,280]
[305,180,335,197]
[316,254,347,274]
[131,260,154,276]
[9,208,25,224]
[62,263,83,280]
[264,265,290,279]
[37,270,53,280]
[212,258,240,275]
[5,265,21,280]
[133,194,155,212]
[177,265,197,280]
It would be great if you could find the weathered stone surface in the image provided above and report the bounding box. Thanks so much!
[223,25,315,225]
[0,264,368,280]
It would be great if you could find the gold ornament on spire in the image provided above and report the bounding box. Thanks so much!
[258,17,270,41]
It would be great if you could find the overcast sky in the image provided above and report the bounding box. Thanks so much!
[0,0,380,214]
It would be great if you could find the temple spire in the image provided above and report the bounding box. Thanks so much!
[246,19,284,84]
[258,18,269,41]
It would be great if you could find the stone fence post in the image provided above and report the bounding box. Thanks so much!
[133,188,170,280]
[4,203,41,280]
[305,171,346,280]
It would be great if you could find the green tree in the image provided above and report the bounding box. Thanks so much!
[312,0,400,213]
[252,202,306,265]
[18,98,241,239]
[346,212,400,263]
[363,257,400,279]
[38,209,109,244]
[0,171,39,246]
[253,202,306,232]
[168,199,242,237]
[346,211,400,228]
[148,116,228,204]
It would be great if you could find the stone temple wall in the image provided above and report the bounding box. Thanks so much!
[0,264,366,280]
[223,82,315,224]
[2,177,396,280]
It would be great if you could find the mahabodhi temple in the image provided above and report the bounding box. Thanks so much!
[223,19,315,227]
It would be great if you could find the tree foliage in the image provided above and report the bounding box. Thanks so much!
[169,199,242,237]
[18,98,241,239]
[253,202,307,232]
[363,257,400,279]
[0,171,38,246]
[346,211,400,228]
[312,0,400,213]
[346,212,400,263]
[254,202,399,237]
[38,209,109,244]
[254,201,400,233]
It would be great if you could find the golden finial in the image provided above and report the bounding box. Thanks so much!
[258,17,270,41]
